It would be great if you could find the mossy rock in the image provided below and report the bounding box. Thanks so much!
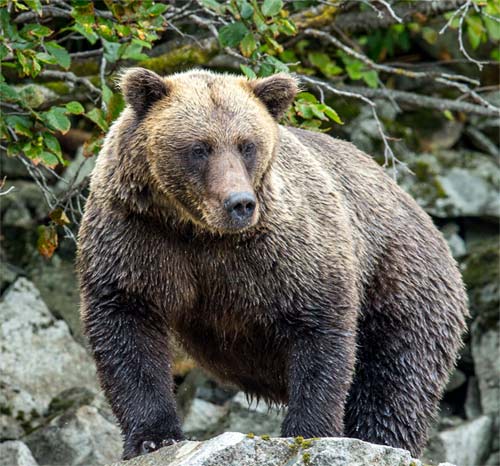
[462,236,499,325]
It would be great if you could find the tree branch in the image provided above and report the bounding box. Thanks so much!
[330,0,468,34]
[301,75,500,118]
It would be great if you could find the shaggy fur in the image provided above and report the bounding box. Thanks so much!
[77,68,468,460]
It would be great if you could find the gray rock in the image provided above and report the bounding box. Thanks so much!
[25,404,121,466]
[0,154,30,179]
[463,237,499,323]
[465,376,483,420]
[218,392,285,438]
[176,368,236,418]
[182,398,228,440]
[438,167,499,218]
[423,415,492,466]
[0,278,98,436]
[440,224,466,259]
[400,150,500,219]
[27,255,83,344]
[485,451,500,466]
[0,181,47,228]
[445,369,466,393]
[0,441,39,466]
[108,432,456,466]
[472,322,500,417]
[55,147,96,192]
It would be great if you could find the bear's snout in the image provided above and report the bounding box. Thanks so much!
[224,192,256,226]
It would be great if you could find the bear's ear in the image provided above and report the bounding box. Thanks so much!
[248,73,299,120]
[119,67,169,118]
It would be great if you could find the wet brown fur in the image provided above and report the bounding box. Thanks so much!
[77,68,468,459]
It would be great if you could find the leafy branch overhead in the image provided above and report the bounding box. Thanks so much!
[0,0,499,257]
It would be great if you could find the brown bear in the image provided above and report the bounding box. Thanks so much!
[77,67,468,460]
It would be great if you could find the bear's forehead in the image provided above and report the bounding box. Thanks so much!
[170,73,253,108]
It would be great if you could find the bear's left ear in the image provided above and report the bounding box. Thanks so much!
[119,67,170,118]
[248,73,299,120]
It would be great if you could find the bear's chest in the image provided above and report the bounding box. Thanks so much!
[168,231,337,398]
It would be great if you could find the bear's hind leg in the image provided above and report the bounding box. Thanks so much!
[345,254,466,456]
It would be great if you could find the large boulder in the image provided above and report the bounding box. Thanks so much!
[108,432,455,466]
[462,237,500,323]
[399,150,500,220]
[0,441,39,466]
[25,404,122,466]
[423,416,493,466]
[0,278,98,438]
[216,392,285,438]
[27,255,84,344]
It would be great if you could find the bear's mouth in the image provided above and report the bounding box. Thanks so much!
[200,198,260,234]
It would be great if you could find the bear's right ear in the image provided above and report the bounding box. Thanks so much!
[248,73,299,120]
[119,68,169,118]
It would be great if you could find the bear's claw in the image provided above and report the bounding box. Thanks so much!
[140,438,180,455]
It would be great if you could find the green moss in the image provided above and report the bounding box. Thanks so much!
[260,434,270,441]
[71,60,99,77]
[302,452,311,464]
[139,41,218,75]
[0,405,12,416]
[246,432,255,439]
[44,81,72,95]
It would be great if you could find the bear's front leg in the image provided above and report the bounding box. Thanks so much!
[82,285,183,460]
[281,328,356,438]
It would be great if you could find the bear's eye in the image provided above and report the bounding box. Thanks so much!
[240,142,256,160]
[191,142,210,160]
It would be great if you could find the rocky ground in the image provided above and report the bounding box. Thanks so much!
[0,94,498,466]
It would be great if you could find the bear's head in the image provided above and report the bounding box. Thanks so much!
[119,68,298,233]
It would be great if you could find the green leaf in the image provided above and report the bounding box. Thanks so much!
[102,39,121,63]
[296,102,314,119]
[308,52,342,77]
[35,52,57,65]
[322,105,343,125]
[362,70,379,88]
[40,151,60,167]
[5,115,33,137]
[43,132,62,157]
[240,2,254,19]
[42,107,71,134]
[200,0,223,13]
[21,23,52,38]
[466,15,485,49]
[0,83,20,102]
[240,64,257,79]
[261,0,283,17]
[72,23,98,44]
[23,0,42,13]
[240,32,257,57]
[147,4,168,16]
[0,43,9,60]
[484,16,500,41]
[443,110,455,121]
[37,225,58,259]
[422,27,438,45]
[102,83,113,106]
[297,92,316,103]
[45,41,71,69]
[66,101,85,114]
[121,42,149,61]
[219,22,249,48]
[345,59,364,80]
[86,108,109,132]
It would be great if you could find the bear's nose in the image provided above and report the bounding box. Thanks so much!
[224,192,256,223]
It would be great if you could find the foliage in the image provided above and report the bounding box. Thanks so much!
[0,0,499,257]
[0,0,168,168]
